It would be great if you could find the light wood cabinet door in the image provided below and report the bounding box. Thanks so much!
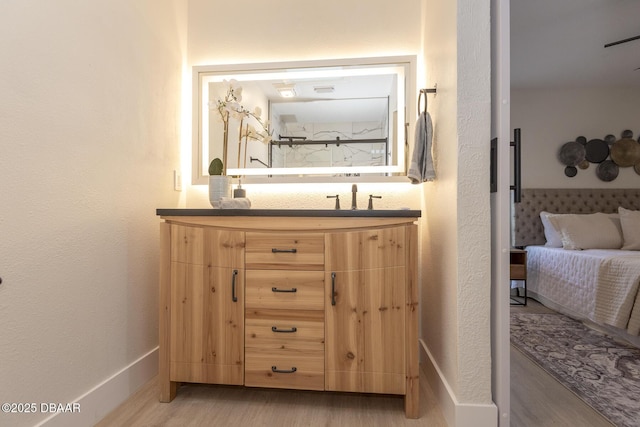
[325,267,406,394]
[169,225,244,385]
[170,225,245,268]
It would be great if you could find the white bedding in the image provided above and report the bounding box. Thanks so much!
[526,245,640,336]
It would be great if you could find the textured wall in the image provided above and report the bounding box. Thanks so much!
[512,87,640,189]
[185,182,422,210]
[421,0,462,400]
[0,1,184,425]
[422,0,493,407]
[188,0,422,66]
[455,0,493,404]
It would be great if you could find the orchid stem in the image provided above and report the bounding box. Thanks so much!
[243,123,249,169]
[222,116,229,176]
[237,117,244,172]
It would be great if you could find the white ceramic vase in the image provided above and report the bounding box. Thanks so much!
[208,176,232,208]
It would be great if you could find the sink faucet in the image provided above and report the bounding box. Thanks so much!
[326,194,340,210]
[351,184,358,210]
[368,195,382,210]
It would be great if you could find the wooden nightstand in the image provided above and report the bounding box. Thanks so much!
[510,248,527,306]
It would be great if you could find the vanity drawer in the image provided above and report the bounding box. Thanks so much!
[245,232,324,270]
[244,351,324,390]
[245,312,324,352]
[245,311,324,390]
[245,270,324,310]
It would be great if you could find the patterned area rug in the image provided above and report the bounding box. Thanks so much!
[511,313,640,427]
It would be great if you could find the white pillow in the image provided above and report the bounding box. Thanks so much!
[619,207,640,250]
[540,211,563,247]
[548,212,623,250]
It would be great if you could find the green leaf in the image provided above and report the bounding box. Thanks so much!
[208,158,223,175]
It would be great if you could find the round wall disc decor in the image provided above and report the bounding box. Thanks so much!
[596,160,619,182]
[605,134,616,145]
[564,166,578,177]
[559,141,586,166]
[558,130,637,181]
[610,138,640,167]
[585,139,609,163]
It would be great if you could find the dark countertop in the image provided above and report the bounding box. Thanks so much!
[156,208,421,218]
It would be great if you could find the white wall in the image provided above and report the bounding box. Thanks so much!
[188,0,422,65]
[0,1,185,426]
[421,0,461,403]
[422,0,496,424]
[512,87,640,188]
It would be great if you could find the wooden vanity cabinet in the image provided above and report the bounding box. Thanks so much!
[158,215,419,418]
[160,224,245,400]
[325,228,407,395]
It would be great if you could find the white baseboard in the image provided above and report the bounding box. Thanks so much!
[420,340,497,427]
[36,342,493,426]
[36,347,158,427]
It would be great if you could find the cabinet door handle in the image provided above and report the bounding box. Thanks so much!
[231,269,238,302]
[271,326,297,333]
[271,366,297,374]
[271,248,297,253]
[271,287,297,293]
[331,272,337,306]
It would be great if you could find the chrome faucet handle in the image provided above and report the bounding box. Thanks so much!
[327,195,340,210]
[368,195,382,210]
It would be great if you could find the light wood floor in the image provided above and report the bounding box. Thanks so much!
[510,299,615,427]
[96,364,447,427]
[96,299,617,427]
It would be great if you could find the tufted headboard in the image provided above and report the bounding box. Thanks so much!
[513,188,640,247]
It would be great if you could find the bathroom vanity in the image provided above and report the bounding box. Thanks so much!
[156,209,421,418]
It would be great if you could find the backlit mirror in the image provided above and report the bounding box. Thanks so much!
[192,56,416,183]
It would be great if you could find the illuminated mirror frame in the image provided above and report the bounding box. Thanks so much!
[192,56,416,184]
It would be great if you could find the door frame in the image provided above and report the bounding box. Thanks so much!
[490,0,511,425]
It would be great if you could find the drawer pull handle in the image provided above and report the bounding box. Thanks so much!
[271,326,297,333]
[231,269,238,302]
[272,366,297,374]
[271,287,297,293]
[331,272,337,306]
[271,248,297,253]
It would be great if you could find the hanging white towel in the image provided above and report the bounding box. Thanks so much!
[407,111,435,183]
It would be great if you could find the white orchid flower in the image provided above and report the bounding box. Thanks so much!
[234,86,243,101]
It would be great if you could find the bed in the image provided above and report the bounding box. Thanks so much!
[514,188,640,346]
